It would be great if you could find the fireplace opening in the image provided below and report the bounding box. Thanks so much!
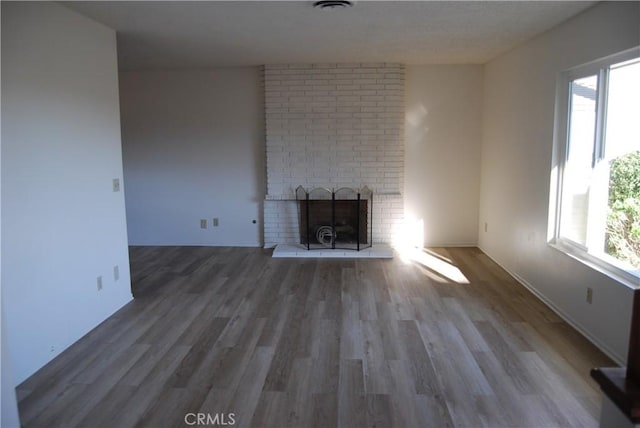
[296,186,372,251]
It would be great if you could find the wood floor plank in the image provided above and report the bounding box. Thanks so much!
[474,320,539,395]
[250,391,287,427]
[414,393,455,428]
[73,384,137,428]
[338,299,364,360]
[375,302,402,361]
[471,350,538,426]
[100,344,192,428]
[364,393,392,428]
[309,318,340,394]
[262,305,308,390]
[133,387,195,428]
[16,246,615,428]
[282,357,314,428]
[397,320,440,395]
[166,317,230,388]
[518,351,598,427]
[223,345,276,428]
[25,344,150,428]
[309,392,338,428]
[361,321,392,394]
[441,297,491,352]
[195,317,266,391]
[337,359,366,428]
[22,383,91,428]
[387,359,422,427]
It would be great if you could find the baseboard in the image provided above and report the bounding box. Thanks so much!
[129,242,263,248]
[478,245,625,366]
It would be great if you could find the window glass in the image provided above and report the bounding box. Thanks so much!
[560,75,598,246]
[555,52,640,281]
[603,59,640,269]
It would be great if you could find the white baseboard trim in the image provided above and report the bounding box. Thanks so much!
[478,245,625,366]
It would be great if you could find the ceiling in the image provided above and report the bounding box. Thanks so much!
[63,1,597,70]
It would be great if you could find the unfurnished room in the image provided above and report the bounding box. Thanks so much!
[1,1,640,427]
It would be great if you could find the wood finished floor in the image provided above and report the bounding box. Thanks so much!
[16,246,614,428]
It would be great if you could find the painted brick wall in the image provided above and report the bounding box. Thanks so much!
[264,63,405,246]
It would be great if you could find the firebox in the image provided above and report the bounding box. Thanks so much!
[296,186,372,251]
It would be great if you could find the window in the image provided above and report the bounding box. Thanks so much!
[553,47,640,285]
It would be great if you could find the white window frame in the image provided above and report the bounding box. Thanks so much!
[550,46,640,288]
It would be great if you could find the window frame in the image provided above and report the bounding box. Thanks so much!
[550,46,640,288]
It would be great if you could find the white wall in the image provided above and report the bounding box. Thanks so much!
[479,1,640,363]
[1,75,21,428]
[119,69,264,247]
[1,311,20,428]
[405,65,483,247]
[1,2,132,384]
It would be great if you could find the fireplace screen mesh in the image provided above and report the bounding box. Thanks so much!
[296,186,372,251]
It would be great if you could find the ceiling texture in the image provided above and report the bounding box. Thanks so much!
[63,1,596,70]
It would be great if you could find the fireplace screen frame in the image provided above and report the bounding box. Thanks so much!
[296,186,373,251]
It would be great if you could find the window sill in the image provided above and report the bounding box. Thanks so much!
[548,240,640,291]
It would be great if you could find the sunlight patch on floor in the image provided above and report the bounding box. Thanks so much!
[398,246,470,284]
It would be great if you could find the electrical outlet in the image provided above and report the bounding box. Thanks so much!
[200,219,207,229]
[97,276,103,291]
[114,265,120,281]
[586,287,593,304]
[112,178,120,192]
[213,218,219,227]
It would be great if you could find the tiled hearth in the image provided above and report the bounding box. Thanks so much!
[263,63,405,249]
[272,243,394,259]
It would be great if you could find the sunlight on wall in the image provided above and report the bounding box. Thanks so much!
[406,103,428,128]
[393,216,424,249]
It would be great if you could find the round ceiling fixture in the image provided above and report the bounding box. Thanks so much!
[313,0,353,10]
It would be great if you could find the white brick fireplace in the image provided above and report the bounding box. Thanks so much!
[263,63,404,248]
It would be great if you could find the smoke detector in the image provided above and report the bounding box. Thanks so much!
[313,0,353,10]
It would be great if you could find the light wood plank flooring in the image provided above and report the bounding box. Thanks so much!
[16,246,614,427]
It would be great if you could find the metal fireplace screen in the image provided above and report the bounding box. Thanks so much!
[296,186,372,251]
